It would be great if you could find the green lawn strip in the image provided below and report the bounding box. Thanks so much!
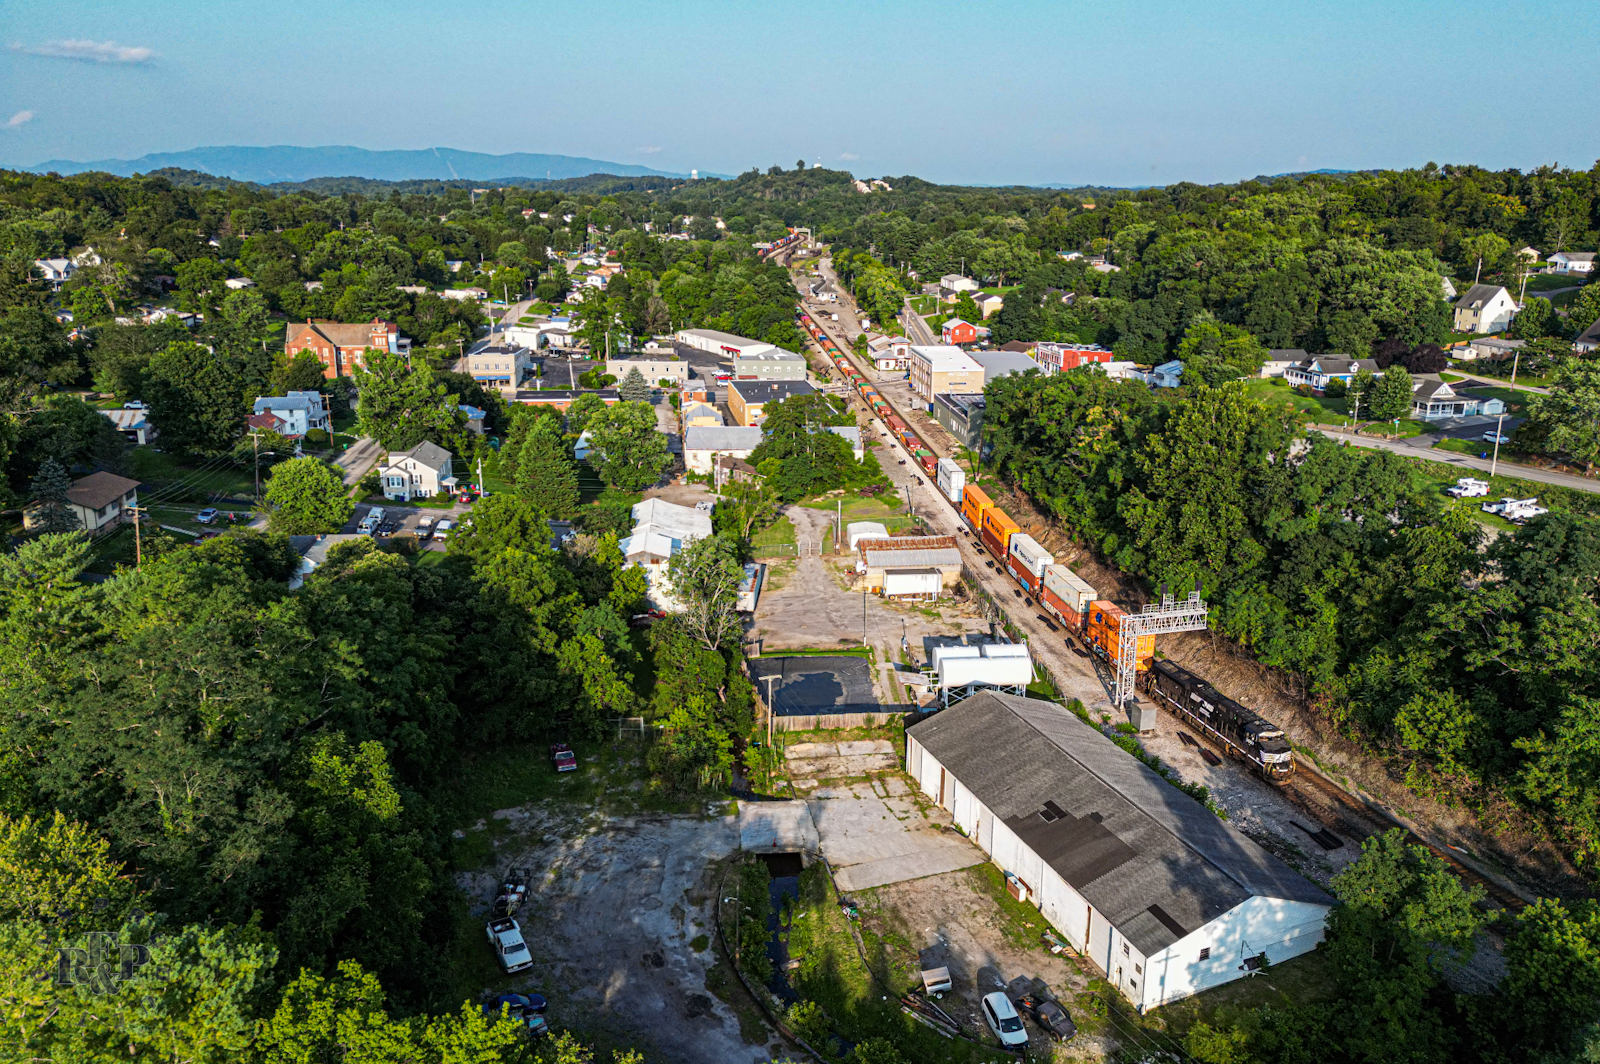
[414,550,448,568]
[1444,368,1554,388]
[756,646,874,660]
[1402,456,1599,517]
[750,516,798,553]
[1149,949,1338,1041]
[1522,273,1589,293]
[1450,385,1531,415]
[782,862,999,1063]
[1240,379,1347,420]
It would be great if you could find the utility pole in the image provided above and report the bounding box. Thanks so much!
[128,505,146,567]
[250,431,263,498]
[763,674,778,759]
[1489,347,1522,478]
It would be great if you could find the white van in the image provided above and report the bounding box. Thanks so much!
[433,519,455,541]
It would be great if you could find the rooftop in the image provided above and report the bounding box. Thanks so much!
[968,349,1042,381]
[683,426,764,451]
[910,345,984,372]
[729,379,816,404]
[908,692,1329,956]
[65,471,140,510]
[389,440,452,471]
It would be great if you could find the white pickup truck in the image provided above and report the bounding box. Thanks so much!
[486,917,534,974]
[1446,477,1490,498]
[433,519,454,541]
[1482,497,1547,520]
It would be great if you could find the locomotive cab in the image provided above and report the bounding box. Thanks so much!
[1245,722,1294,782]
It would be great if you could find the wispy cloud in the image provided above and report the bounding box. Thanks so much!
[5,111,34,129]
[839,152,859,161]
[12,39,156,64]
[638,146,662,155]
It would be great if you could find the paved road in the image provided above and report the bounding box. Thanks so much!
[900,296,938,345]
[1313,427,1600,495]
[334,437,383,487]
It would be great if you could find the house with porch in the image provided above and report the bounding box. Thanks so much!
[378,441,456,501]
[1283,355,1378,392]
[1410,375,1505,421]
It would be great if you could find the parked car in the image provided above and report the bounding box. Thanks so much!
[485,918,534,974]
[122,400,146,410]
[1018,994,1076,1042]
[1480,431,1512,444]
[551,743,578,773]
[982,992,1029,1047]
[368,506,386,522]
[433,519,454,541]
[195,508,218,524]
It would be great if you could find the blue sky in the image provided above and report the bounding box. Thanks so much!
[2,0,1595,187]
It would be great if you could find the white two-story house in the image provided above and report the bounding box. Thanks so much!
[379,441,457,501]
[1453,284,1519,334]
[252,391,332,437]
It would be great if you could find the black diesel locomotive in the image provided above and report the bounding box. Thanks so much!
[1145,660,1295,783]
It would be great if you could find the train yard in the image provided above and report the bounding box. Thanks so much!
[786,262,1545,912]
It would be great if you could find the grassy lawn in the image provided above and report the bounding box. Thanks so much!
[799,493,912,531]
[1149,949,1338,1040]
[332,410,357,433]
[1523,273,1589,293]
[775,861,1006,1064]
[1239,378,1348,421]
[1402,457,1599,519]
[749,515,797,555]
[1445,366,1554,388]
[129,447,256,502]
[1453,385,1531,415]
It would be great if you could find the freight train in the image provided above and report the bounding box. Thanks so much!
[798,310,940,474]
[956,482,1297,782]
[1143,660,1295,783]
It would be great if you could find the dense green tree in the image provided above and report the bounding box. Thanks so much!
[1367,364,1414,421]
[144,341,247,456]
[265,456,354,533]
[1522,357,1600,470]
[513,416,580,517]
[585,400,670,490]
[354,351,465,450]
[617,365,650,402]
[565,392,607,436]
[24,457,79,534]
[665,532,745,651]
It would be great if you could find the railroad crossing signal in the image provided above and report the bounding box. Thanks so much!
[1115,591,1209,707]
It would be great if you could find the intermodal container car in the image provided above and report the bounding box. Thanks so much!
[1041,564,1096,631]
[961,484,993,531]
[979,506,1020,558]
[1005,533,1053,593]
[1084,600,1155,670]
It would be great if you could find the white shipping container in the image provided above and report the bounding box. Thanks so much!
[936,458,966,503]
[1042,565,1096,614]
[1007,534,1054,578]
[981,642,1031,659]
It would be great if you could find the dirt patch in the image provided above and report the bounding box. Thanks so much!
[458,804,776,1064]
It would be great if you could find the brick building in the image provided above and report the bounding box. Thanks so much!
[284,319,411,378]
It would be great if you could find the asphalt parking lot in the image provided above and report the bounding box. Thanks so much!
[748,656,878,718]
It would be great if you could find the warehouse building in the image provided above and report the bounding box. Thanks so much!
[931,393,985,449]
[855,535,963,597]
[906,693,1331,1010]
[675,328,778,359]
[732,348,808,381]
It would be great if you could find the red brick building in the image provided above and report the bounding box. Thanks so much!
[284,319,409,378]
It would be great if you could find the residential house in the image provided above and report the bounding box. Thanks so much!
[620,498,714,611]
[683,426,763,474]
[1440,276,1458,299]
[224,277,255,290]
[101,408,157,446]
[939,274,978,294]
[457,404,487,435]
[248,411,292,436]
[968,349,1042,385]
[941,318,979,345]
[26,471,140,536]
[815,425,864,461]
[605,358,688,387]
[905,692,1332,1009]
[1283,356,1380,392]
[507,389,620,411]
[1463,337,1525,362]
[1259,350,1308,378]
[1572,318,1600,354]
[1150,360,1185,388]
[462,345,531,386]
[681,402,724,429]
[972,292,1005,319]
[33,258,74,287]
[909,346,984,401]
[252,391,331,437]
[867,335,912,371]
[1516,246,1541,263]
[1452,284,1519,334]
[1410,375,1505,421]
[731,349,808,381]
[1546,251,1595,275]
[378,441,456,501]
[728,379,815,428]
[442,287,489,301]
[285,319,410,378]
[931,393,986,449]
[287,534,370,590]
[713,455,759,489]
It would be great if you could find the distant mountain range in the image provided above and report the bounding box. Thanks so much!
[26,145,706,184]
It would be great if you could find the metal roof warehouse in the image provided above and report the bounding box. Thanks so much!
[906,692,1331,1010]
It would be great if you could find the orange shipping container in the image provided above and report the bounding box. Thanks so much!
[979,507,1020,558]
[1085,600,1155,669]
[961,484,993,530]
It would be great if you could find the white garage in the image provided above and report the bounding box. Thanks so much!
[905,692,1332,1011]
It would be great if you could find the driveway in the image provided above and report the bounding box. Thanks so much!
[334,436,383,487]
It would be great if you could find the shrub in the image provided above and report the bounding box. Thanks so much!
[1324,377,1348,398]
[304,428,331,447]
[1295,384,1315,397]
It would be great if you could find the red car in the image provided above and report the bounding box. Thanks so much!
[550,744,578,773]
